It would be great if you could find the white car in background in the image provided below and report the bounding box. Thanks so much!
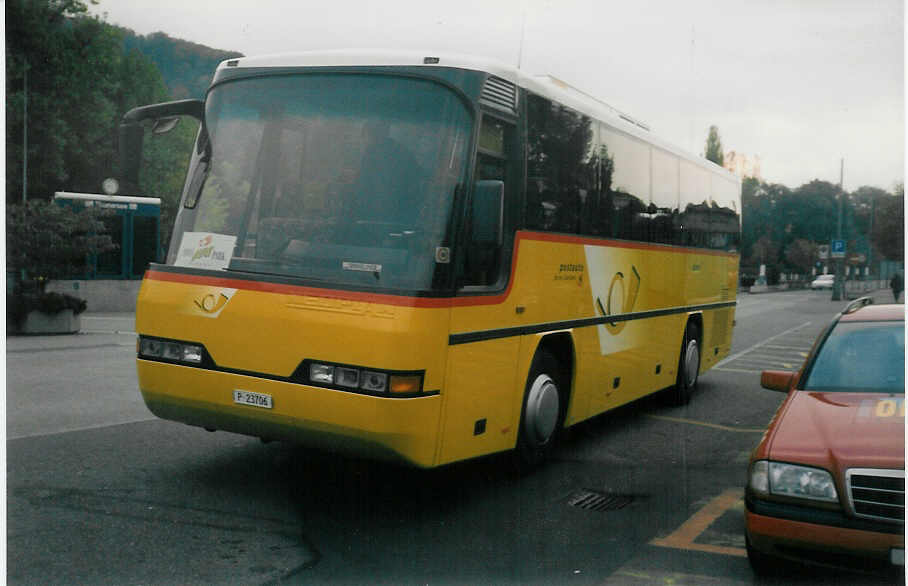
[810,274,835,290]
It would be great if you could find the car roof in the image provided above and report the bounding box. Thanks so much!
[839,303,905,322]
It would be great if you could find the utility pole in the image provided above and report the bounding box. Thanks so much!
[516,6,527,70]
[831,158,844,301]
[867,196,874,279]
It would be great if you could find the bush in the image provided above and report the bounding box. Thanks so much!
[7,291,87,328]
[6,200,116,328]
[6,199,117,291]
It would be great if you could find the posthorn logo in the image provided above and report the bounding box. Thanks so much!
[193,288,237,318]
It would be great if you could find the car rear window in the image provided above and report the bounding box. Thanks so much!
[803,321,904,392]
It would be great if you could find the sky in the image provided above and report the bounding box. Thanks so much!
[90,0,905,192]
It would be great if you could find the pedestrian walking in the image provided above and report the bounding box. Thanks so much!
[890,273,903,302]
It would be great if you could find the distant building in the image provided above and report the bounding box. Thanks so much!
[723,150,762,180]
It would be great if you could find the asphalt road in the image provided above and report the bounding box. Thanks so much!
[6,288,903,585]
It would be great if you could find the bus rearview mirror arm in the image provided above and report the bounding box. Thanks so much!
[117,99,204,195]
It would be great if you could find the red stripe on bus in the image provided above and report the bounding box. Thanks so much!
[143,270,457,308]
[144,232,737,308]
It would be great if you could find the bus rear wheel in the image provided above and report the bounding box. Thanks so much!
[670,321,700,406]
[516,350,564,469]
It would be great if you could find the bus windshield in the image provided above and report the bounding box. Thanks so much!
[170,73,473,292]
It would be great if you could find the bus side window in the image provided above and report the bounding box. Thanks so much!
[526,93,595,235]
[463,116,512,287]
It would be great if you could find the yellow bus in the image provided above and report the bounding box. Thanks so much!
[124,51,740,468]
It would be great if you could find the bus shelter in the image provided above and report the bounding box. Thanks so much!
[54,192,162,279]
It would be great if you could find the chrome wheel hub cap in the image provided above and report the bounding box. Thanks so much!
[684,339,700,387]
[526,374,559,444]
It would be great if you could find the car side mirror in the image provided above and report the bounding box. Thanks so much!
[760,370,795,392]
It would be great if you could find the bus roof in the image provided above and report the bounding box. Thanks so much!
[215,50,738,183]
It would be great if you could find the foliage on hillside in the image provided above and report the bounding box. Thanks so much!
[120,30,243,99]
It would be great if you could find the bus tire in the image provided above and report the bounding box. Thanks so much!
[671,321,700,406]
[516,350,564,469]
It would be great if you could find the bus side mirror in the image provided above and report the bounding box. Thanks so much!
[151,116,181,135]
[118,122,145,196]
[117,99,204,195]
[471,180,504,246]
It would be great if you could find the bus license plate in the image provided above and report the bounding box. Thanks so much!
[233,390,273,409]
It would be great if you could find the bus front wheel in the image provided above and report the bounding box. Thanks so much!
[671,321,700,406]
[516,350,564,469]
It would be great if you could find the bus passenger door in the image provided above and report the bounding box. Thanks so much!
[439,114,522,465]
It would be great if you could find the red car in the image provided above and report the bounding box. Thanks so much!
[746,297,905,575]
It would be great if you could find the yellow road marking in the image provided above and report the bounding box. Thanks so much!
[614,570,652,579]
[713,367,761,374]
[646,415,765,433]
[650,488,747,558]
[608,569,737,584]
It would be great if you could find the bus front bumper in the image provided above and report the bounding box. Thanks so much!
[138,360,443,468]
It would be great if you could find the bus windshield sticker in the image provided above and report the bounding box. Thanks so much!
[342,261,382,273]
[174,232,237,270]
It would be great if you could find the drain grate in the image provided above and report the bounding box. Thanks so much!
[567,490,634,512]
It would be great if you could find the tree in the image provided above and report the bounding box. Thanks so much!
[120,30,242,99]
[748,235,779,267]
[781,180,839,247]
[6,0,92,202]
[784,238,818,276]
[704,125,724,166]
[741,177,771,260]
[740,175,900,282]
[6,200,117,292]
[851,185,889,236]
[872,184,904,262]
[740,178,791,272]
[6,0,173,203]
[748,235,781,284]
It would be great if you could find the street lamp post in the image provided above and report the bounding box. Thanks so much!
[831,159,844,301]
[22,63,28,203]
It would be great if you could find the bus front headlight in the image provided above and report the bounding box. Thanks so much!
[304,361,423,396]
[309,363,335,384]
